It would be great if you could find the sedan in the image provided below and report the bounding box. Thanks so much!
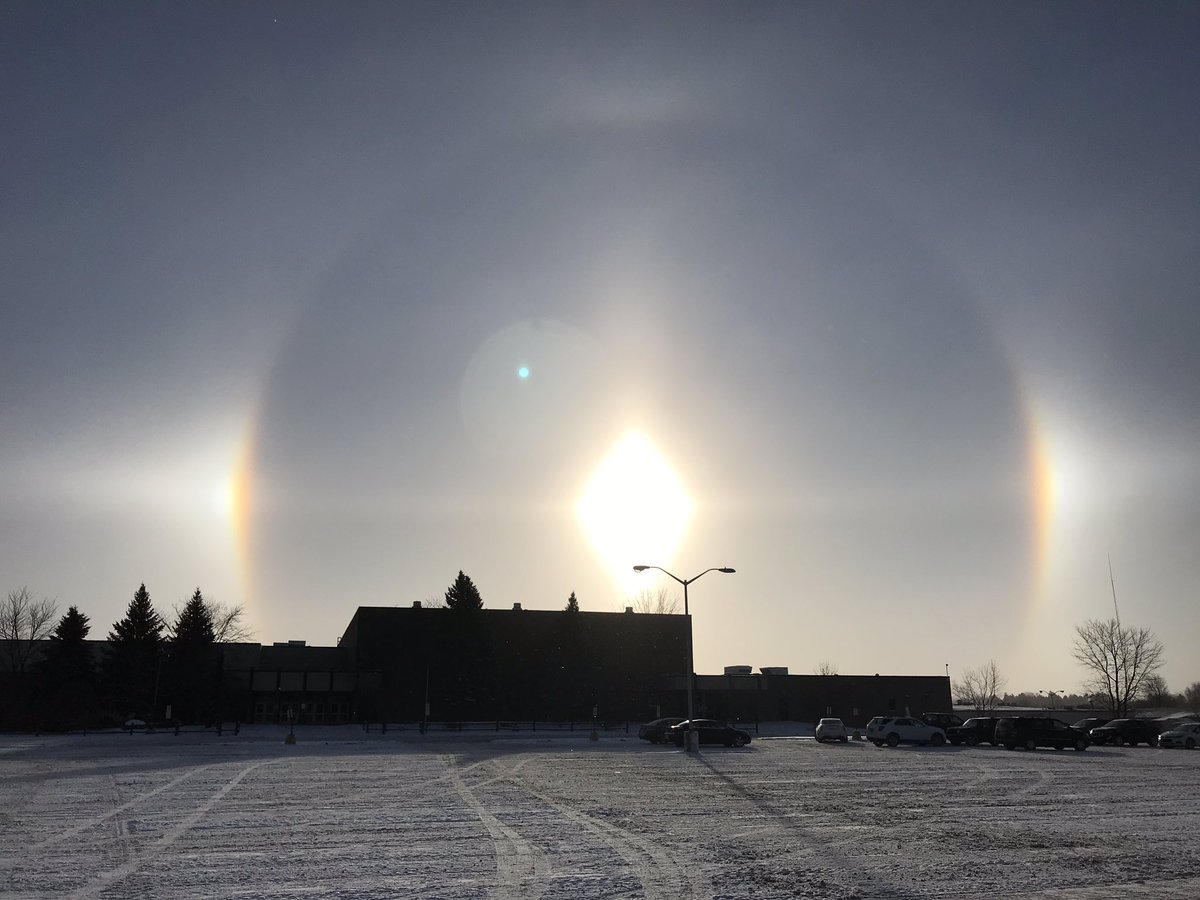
[638,717,685,744]
[1157,722,1200,750]
[815,717,849,743]
[667,719,752,747]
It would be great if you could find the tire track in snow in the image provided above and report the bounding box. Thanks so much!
[494,759,712,900]
[695,754,925,900]
[446,759,551,900]
[1,763,215,857]
[1007,764,1055,800]
[66,760,271,900]
[340,753,499,804]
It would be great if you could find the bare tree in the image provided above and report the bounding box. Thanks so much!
[1141,674,1174,708]
[1185,682,1200,716]
[953,660,1006,711]
[166,596,254,643]
[814,661,839,676]
[1073,618,1164,718]
[628,587,678,614]
[0,587,59,673]
[209,602,253,643]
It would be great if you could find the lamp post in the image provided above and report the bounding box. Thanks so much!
[149,648,167,731]
[633,564,735,753]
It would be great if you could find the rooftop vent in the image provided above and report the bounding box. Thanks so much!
[625,606,634,614]
[412,600,422,608]
[724,665,753,676]
[512,602,522,611]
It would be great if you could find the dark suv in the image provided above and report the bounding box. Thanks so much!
[921,712,964,730]
[947,717,998,746]
[994,716,1089,751]
[1089,718,1160,747]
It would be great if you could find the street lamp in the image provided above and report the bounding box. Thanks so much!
[633,564,735,753]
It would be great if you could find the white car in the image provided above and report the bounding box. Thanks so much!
[815,717,849,743]
[1157,721,1200,749]
[865,715,946,747]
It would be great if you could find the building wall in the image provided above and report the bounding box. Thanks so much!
[666,673,954,727]
[2,625,952,729]
[223,642,381,724]
[340,605,691,722]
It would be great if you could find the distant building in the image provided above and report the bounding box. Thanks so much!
[1,605,951,728]
[336,603,689,723]
[679,671,952,727]
[230,605,949,727]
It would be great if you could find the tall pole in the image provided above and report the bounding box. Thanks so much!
[1108,555,1121,627]
[684,579,693,727]
[1108,555,1122,707]
[633,565,734,753]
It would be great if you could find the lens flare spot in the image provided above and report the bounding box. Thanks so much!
[517,366,530,379]
[576,432,694,595]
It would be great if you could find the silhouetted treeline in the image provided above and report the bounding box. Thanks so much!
[0,584,250,731]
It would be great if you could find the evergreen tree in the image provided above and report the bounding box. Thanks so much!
[169,588,218,725]
[444,571,483,611]
[173,588,215,643]
[440,572,487,714]
[43,606,94,681]
[565,591,580,612]
[37,606,97,729]
[104,584,165,721]
[108,584,165,645]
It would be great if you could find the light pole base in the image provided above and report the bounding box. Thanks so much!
[685,731,700,754]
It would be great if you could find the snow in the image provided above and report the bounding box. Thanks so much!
[1,726,1198,898]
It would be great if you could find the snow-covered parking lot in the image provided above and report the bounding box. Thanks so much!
[1,727,1197,899]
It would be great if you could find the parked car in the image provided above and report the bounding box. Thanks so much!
[865,716,946,747]
[667,719,752,747]
[1089,718,1160,747]
[946,717,998,746]
[638,717,685,744]
[1156,721,1200,750]
[815,717,849,743]
[921,712,964,730]
[1071,717,1110,734]
[994,716,1089,751]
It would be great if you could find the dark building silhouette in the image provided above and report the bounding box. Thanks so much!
[2,604,952,729]
[229,605,949,727]
[681,672,953,727]
[338,604,689,723]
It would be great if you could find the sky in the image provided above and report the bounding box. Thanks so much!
[3,2,1198,696]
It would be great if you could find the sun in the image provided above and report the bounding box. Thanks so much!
[576,431,694,595]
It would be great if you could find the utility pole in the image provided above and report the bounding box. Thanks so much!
[1108,554,1121,627]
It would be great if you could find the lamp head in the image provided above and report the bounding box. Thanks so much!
[718,567,736,574]
[632,565,649,572]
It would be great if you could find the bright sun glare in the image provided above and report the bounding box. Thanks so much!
[576,431,694,596]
